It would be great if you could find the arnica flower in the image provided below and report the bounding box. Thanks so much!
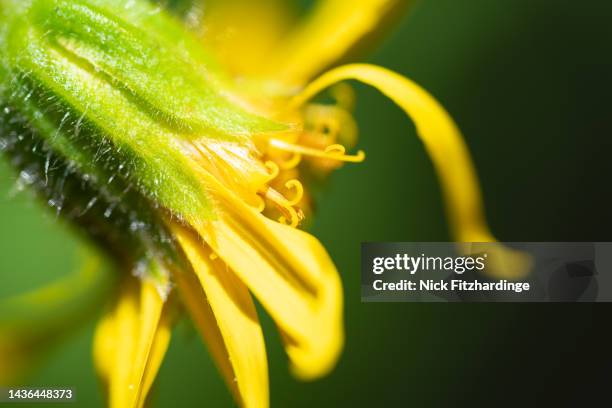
[0,0,530,407]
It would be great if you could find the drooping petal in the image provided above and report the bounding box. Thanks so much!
[290,63,531,278]
[93,275,172,408]
[186,168,344,380]
[172,224,268,408]
[0,248,113,385]
[267,0,413,86]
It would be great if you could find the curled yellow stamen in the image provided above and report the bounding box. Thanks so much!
[284,180,304,206]
[277,152,302,170]
[264,187,303,228]
[264,160,280,182]
[269,139,365,163]
[253,194,266,213]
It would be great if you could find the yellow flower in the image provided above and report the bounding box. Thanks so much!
[0,0,530,407]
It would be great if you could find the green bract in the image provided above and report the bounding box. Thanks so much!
[0,0,287,264]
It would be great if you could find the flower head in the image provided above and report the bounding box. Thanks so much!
[0,0,529,407]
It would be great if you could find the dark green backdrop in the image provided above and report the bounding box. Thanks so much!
[1,0,610,406]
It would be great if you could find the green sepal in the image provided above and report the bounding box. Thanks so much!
[0,0,288,228]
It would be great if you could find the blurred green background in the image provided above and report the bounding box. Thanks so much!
[1,0,611,406]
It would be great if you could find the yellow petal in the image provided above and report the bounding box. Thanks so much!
[290,63,531,278]
[134,280,173,408]
[92,309,115,391]
[186,168,344,380]
[267,0,412,85]
[93,275,172,408]
[139,310,172,407]
[172,260,239,401]
[172,224,268,408]
[198,0,297,76]
[0,248,112,385]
